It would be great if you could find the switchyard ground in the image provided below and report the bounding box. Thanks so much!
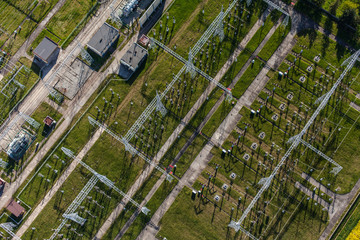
[0,0,359,239]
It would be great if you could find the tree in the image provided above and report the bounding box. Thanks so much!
[339,2,360,28]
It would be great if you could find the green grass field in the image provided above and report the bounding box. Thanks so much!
[30,0,98,51]
[0,0,58,56]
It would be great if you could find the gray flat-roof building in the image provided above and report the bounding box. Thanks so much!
[119,42,147,79]
[87,23,119,57]
[33,37,59,68]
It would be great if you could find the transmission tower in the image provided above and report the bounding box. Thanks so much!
[0,222,21,240]
[19,112,41,129]
[61,147,151,215]
[49,175,98,240]
[213,6,225,41]
[228,50,360,237]
[185,48,196,79]
[63,213,87,226]
[87,116,173,182]
[281,15,289,27]
[0,158,8,168]
[123,0,238,143]
[150,37,232,96]
[80,45,94,65]
[288,138,342,175]
[156,91,167,117]
[263,0,289,16]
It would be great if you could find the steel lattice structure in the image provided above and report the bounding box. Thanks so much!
[49,175,98,240]
[63,212,87,226]
[150,37,232,96]
[263,0,289,16]
[123,0,238,143]
[61,146,150,215]
[87,116,173,183]
[0,222,21,240]
[19,112,41,129]
[229,50,360,238]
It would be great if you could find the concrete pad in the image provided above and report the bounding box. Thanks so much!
[54,58,93,99]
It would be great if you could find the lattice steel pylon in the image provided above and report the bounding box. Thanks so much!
[0,222,21,240]
[186,48,196,79]
[123,0,238,144]
[228,50,360,237]
[63,212,87,226]
[213,6,225,41]
[61,147,151,215]
[49,175,98,240]
[19,112,41,129]
[263,0,289,16]
[150,37,232,96]
[156,91,167,117]
[87,116,174,183]
[281,15,289,27]
[288,137,342,175]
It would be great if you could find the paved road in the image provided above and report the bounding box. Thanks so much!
[136,8,298,240]
[294,181,331,209]
[10,0,67,64]
[0,0,125,211]
[16,127,104,237]
[96,7,274,240]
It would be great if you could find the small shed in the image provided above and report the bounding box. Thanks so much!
[138,34,149,47]
[119,42,147,79]
[43,116,55,128]
[6,199,25,218]
[33,37,59,68]
[87,23,119,57]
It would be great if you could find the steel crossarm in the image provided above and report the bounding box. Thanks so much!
[49,175,98,240]
[0,114,21,141]
[1,65,24,97]
[61,146,150,215]
[123,0,238,143]
[19,112,41,129]
[150,38,232,95]
[299,139,342,174]
[229,49,360,232]
[0,223,21,240]
[78,161,151,215]
[263,0,289,16]
[87,116,173,182]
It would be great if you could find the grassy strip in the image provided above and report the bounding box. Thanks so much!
[29,0,98,51]
[232,58,265,98]
[202,99,235,137]
[15,76,131,206]
[257,21,291,61]
[245,11,281,53]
